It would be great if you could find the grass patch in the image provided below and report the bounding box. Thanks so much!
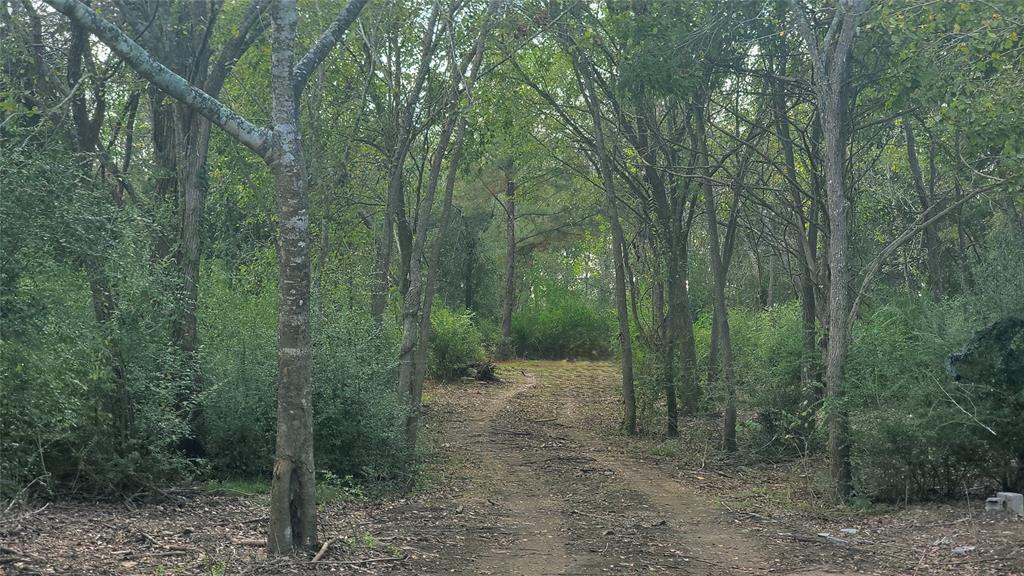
[649,439,683,458]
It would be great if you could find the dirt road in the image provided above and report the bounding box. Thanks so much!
[378,361,864,575]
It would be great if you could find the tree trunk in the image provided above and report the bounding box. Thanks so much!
[697,111,737,452]
[792,0,867,499]
[370,5,440,325]
[398,112,459,447]
[578,60,636,435]
[769,60,821,404]
[823,100,853,498]
[499,172,517,359]
[903,116,943,300]
[404,9,495,444]
[664,245,683,436]
[413,119,467,399]
[954,175,974,293]
[371,159,401,324]
[136,0,268,454]
[674,240,700,418]
[148,92,179,262]
[266,0,315,554]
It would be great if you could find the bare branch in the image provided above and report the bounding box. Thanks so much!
[43,0,271,157]
[293,0,370,96]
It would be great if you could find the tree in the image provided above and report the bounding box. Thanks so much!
[574,43,637,435]
[399,0,500,444]
[43,0,370,553]
[791,0,869,499]
[116,0,270,453]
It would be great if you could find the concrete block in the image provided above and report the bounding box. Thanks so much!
[985,496,1005,512]
[996,492,1023,516]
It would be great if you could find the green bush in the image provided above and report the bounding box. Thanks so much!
[848,293,1024,500]
[512,284,614,359]
[631,345,669,435]
[689,304,814,458]
[199,260,408,486]
[428,307,485,381]
[314,303,408,485]
[0,234,191,496]
[1,141,192,497]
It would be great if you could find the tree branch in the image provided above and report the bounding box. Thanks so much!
[206,0,272,98]
[44,0,271,157]
[849,181,1002,323]
[293,0,370,96]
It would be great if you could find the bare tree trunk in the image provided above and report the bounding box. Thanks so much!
[822,92,853,500]
[664,246,683,436]
[614,229,637,434]
[266,0,316,553]
[398,118,458,446]
[499,171,517,359]
[413,119,467,394]
[149,92,179,261]
[903,116,943,300]
[792,0,867,500]
[402,2,496,445]
[769,59,821,405]
[370,5,441,325]
[371,157,404,324]
[578,59,636,435]
[171,111,212,456]
[697,111,737,452]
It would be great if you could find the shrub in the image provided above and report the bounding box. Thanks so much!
[631,346,669,435]
[0,234,191,496]
[199,260,408,486]
[314,303,407,485]
[689,304,813,458]
[846,296,1015,501]
[512,285,614,359]
[428,307,485,381]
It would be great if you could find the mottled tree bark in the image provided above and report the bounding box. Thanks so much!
[265,0,317,554]
[792,0,868,499]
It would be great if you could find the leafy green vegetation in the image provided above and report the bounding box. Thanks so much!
[512,281,615,360]
[429,307,485,381]
[2,0,1022,519]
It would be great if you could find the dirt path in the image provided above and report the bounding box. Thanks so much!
[394,361,865,575]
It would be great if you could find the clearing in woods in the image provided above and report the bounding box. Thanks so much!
[4,361,1021,575]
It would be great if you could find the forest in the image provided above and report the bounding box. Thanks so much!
[1,0,1022,574]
